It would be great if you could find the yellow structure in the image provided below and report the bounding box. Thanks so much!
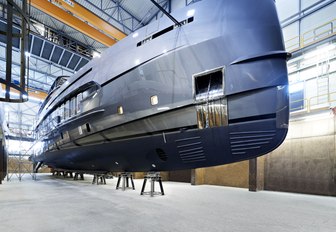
[30,0,120,47]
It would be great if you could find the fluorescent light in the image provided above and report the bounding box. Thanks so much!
[35,24,45,35]
[135,59,140,65]
[92,51,101,58]
[132,32,139,38]
[187,9,195,17]
[25,52,31,57]
[28,95,43,103]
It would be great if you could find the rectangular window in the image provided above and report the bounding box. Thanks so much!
[137,17,194,47]
[70,97,77,117]
[290,89,304,112]
[77,93,83,114]
[64,100,70,119]
[56,107,61,123]
[59,104,65,122]
[61,103,66,121]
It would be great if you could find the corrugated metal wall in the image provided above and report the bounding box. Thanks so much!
[193,114,336,196]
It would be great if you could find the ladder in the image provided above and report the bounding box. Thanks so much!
[316,55,330,105]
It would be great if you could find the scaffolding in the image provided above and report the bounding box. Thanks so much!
[0,0,30,103]
[6,103,35,181]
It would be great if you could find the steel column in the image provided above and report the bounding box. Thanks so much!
[249,158,265,192]
[5,1,13,100]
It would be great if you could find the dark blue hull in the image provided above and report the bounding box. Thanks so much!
[38,116,287,172]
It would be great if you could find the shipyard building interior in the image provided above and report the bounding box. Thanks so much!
[0,0,335,231]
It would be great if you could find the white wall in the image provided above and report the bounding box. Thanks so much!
[276,0,300,21]
[300,3,336,33]
[282,22,300,50]
[301,0,323,9]
[278,0,336,51]
[276,0,334,22]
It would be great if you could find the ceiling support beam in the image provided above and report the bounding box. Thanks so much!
[80,0,143,33]
[51,0,126,41]
[145,0,170,26]
[1,84,47,100]
[30,0,116,47]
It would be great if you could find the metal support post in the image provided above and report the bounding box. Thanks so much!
[74,173,84,180]
[0,0,29,102]
[92,174,106,185]
[141,172,164,197]
[249,158,265,192]
[116,172,135,191]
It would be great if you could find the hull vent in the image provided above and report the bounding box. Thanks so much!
[229,130,276,155]
[176,136,206,164]
[156,148,168,161]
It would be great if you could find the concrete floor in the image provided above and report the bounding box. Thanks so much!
[0,174,335,232]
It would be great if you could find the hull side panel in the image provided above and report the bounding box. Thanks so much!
[39,118,286,172]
